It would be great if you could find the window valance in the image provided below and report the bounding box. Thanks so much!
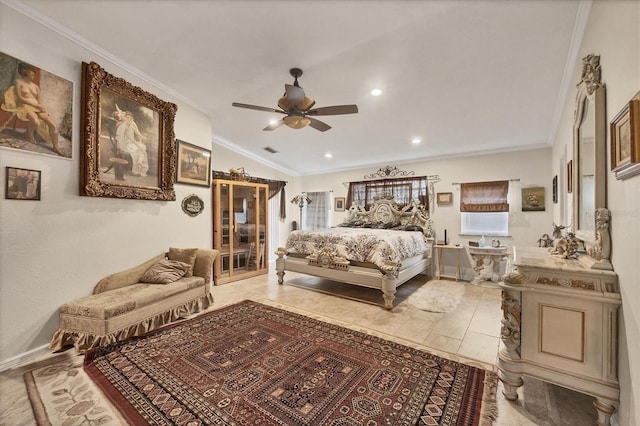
[460,180,509,212]
[212,170,287,219]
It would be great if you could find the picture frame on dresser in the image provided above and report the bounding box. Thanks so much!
[80,61,177,201]
[610,93,640,180]
[176,140,211,187]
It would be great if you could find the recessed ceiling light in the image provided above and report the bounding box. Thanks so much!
[370,88,382,96]
[412,138,421,144]
[270,119,279,125]
[325,153,333,158]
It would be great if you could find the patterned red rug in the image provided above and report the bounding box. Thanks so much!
[84,300,497,425]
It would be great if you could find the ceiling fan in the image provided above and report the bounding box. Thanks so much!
[232,68,358,132]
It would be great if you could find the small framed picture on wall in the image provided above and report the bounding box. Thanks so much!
[334,197,346,212]
[610,93,640,180]
[5,167,41,200]
[436,192,453,205]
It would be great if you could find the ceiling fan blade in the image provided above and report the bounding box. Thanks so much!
[232,102,284,114]
[307,105,359,116]
[308,117,332,132]
[284,84,305,110]
[263,119,284,131]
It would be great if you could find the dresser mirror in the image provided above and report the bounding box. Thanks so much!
[572,55,611,269]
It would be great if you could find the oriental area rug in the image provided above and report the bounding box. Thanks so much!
[81,300,497,425]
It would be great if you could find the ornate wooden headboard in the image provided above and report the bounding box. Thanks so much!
[344,194,433,237]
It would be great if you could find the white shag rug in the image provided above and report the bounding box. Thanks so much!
[406,280,467,313]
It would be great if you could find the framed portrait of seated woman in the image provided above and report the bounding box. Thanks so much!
[80,61,177,201]
[0,51,73,159]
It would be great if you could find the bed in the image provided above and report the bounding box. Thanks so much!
[275,195,434,309]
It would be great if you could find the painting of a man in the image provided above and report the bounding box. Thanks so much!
[0,52,73,158]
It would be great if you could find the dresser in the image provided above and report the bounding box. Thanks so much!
[498,246,620,426]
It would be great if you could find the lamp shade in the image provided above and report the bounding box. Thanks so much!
[283,115,311,129]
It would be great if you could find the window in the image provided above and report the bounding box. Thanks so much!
[304,191,331,230]
[459,180,510,236]
[346,176,429,209]
[461,212,509,236]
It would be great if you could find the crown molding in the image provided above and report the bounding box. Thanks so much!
[211,135,299,177]
[546,0,593,146]
[0,0,205,113]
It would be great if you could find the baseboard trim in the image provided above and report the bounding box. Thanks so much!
[0,345,51,372]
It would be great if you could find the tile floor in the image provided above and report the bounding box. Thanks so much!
[0,271,599,425]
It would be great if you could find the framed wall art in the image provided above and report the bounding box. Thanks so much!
[610,93,640,180]
[176,140,211,187]
[334,197,345,212]
[80,61,177,200]
[436,192,453,205]
[181,194,205,217]
[522,187,545,211]
[5,167,41,200]
[0,51,73,159]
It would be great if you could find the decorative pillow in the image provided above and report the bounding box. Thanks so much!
[168,247,198,277]
[139,258,191,284]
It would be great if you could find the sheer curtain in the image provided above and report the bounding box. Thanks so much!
[304,191,331,230]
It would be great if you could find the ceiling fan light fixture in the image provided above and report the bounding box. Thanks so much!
[283,115,310,129]
[278,95,315,112]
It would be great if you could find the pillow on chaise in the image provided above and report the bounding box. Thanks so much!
[139,258,192,284]
[168,247,198,277]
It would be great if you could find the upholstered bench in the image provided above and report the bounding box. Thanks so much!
[49,248,218,353]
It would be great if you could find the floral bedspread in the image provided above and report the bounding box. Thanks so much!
[285,228,430,269]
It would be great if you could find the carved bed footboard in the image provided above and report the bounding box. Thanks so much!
[275,248,431,310]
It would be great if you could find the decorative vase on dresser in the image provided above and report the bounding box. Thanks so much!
[212,178,269,284]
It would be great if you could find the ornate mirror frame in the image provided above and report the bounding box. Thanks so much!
[572,54,611,270]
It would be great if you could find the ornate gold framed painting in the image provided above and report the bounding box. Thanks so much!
[610,93,640,180]
[80,61,177,200]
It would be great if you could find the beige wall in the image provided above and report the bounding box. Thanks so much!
[300,149,554,280]
[0,4,218,363]
[551,1,639,424]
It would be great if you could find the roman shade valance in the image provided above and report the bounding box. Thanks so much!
[460,180,509,212]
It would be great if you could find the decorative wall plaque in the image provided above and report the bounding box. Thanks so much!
[181,194,204,217]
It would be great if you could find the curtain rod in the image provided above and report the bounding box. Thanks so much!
[451,178,520,185]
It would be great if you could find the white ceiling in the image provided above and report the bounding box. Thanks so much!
[15,0,586,175]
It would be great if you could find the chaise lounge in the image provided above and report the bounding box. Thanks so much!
[49,247,218,353]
